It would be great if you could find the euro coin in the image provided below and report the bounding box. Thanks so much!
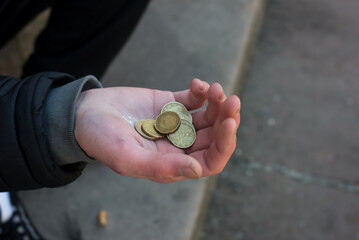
[161,102,192,123]
[168,120,196,148]
[155,111,181,134]
[141,119,165,139]
[135,120,157,140]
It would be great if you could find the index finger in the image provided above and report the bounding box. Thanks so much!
[173,78,209,110]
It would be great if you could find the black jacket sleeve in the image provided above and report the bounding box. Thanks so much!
[0,72,90,191]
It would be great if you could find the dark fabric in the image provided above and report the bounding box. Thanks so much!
[44,76,102,166]
[0,0,150,79]
[0,0,52,48]
[0,1,150,190]
[0,192,45,239]
[24,0,150,79]
[0,72,87,191]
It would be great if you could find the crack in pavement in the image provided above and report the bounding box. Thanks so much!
[235,157,359,194]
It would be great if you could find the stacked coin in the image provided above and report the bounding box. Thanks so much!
[135,102,196,148]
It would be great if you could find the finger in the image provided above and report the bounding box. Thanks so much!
[185,127,212,153]
[217,95,241,127]
[205,83,226,124]
[192,82,226,129]
[173,78,209,110]
[190,118,237,177]
[114,147,203,182]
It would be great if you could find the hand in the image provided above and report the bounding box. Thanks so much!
[74,78,241,183]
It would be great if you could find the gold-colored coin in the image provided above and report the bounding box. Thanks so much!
[161,102,192,123]
[135,120,157,140]
[141,119,165,139]
[155,111,181,134]
[168,120,196,148]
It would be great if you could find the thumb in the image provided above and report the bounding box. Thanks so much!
[118,149,203,182]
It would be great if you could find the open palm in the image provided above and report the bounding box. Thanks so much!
[75,78,240,183]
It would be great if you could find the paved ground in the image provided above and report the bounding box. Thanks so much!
[8,1,264,239]
[200,0,359,239]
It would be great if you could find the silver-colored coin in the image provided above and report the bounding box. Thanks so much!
[180,118,193,126]
[168,120,196,148]
[161,102,192,123]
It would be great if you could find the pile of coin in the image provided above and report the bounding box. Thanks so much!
[135,102,196,148]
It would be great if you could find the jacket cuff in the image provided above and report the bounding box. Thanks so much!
[44,75,102,166]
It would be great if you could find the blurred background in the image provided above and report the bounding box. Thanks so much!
[1,0,358,239]
[201,0,359,239]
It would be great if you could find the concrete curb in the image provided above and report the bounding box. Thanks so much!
[191,1,266,239]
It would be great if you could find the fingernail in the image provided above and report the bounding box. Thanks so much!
[179,166,200,178]
[199,81,205,91]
